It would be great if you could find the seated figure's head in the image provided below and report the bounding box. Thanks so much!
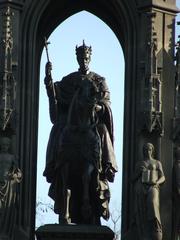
[76,40,92,73]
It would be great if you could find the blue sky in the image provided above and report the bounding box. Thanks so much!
[36,5,180,229]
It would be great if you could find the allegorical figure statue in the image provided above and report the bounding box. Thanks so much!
[0,136,22,239]
[43,41,118,225]
[173,146,180,240]
[133,143,165,240]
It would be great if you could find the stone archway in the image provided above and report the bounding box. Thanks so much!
[17,1,137,239]
[0,0,178,239]
[36,10,125,228]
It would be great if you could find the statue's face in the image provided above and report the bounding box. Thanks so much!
[77,51,91,72]
[147,146,153,156]
[143,143,154,158]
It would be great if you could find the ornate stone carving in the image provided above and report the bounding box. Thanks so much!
[0,7,16,131]
[133,143,165,240]
[173,146,180,240]
[0,136,22,239]
[141,12,163,136]
[172,25,180,143]
[172,22,180,240]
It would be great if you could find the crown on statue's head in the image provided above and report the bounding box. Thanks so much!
[76,40,92,56]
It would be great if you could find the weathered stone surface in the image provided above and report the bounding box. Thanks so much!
[0,0,178,239]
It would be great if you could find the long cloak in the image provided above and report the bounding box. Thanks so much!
[43,71,118,220]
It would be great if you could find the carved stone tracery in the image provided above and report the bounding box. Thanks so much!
[0,6,16,132]
[142,12,163,136]
[0,0,176,239]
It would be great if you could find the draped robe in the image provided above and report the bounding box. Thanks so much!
[43,71,118,222]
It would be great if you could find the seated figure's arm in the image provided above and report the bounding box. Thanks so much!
[132,161,146,183]
[157,161,165,185]
[13,168,22,183]
[2,155,22,183]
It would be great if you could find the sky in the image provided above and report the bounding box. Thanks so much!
[36,4,180,231]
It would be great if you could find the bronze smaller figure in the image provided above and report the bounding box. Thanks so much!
[133,143,165,240]
[0,137,22,239]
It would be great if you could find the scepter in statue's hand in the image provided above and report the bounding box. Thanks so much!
[44,37,52,85]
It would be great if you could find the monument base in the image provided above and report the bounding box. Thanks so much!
[35,224,114,240]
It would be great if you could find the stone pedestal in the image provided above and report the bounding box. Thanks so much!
[35,224,114,240]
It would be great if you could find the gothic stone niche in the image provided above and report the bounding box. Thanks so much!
[0,136,22,239]
[0,6,16,132]
[141,12,163,136]
[0,0,178,239]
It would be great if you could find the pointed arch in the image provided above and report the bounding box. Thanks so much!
[36,9,125,228]
[18,0,139,238]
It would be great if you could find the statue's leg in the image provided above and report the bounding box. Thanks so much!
[147,187,162,240]
[65,189,71,222]
[59,164,71,224]
[81,163,94,221]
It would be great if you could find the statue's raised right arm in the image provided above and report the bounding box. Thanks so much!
[44,61,57,124]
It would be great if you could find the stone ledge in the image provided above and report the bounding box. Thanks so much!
[36,224,114,240]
